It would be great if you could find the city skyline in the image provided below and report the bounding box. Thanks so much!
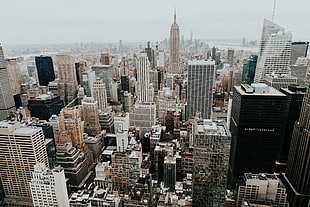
[1,0,309,45]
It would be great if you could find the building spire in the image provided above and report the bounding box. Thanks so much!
[174,8,176,23]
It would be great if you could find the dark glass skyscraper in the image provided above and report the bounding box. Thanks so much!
[228,84,288,189]
[282,85,310,206]
[35,56,56,86]
[278,86,306,168]
[241,55,258,84]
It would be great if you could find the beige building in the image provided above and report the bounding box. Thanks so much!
[82,97,101,136]
[0,121,49,206]
[6,58,22,94]
[56,55,78,105]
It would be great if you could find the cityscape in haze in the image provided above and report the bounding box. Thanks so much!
[0,0,310,207]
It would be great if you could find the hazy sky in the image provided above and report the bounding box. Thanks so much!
[1,0,309,45]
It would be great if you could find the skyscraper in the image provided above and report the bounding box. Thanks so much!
[169,10,181,74]
[241,55,258,84]
[56,55,78,105]
[6,58,22,95]
[192,118,231,206]
[82,97,101,136]
[30,163,70,207]
[0,121,49,206]
[0,45,15,120]
[229,84,288,189]
[91,80,108,112]
[254,19,292,83]
[278,86,306,168]
[290,41,309,65]
[92,65,113,102]
[35,56,56,86]
[282,85,310,206]
[136,52,153,103]
[187,60,215,119]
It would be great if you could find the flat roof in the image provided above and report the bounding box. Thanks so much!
[235,86,286,96]
[14,127,38,134]
[188,60,215,65]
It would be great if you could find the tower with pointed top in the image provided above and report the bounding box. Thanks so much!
[169,10,181,74]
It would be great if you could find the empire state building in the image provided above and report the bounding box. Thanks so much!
[169,10,181,74]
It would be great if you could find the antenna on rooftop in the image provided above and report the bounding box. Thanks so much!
[272,0,276,22]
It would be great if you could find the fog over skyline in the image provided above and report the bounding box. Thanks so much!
[1,0,309,45]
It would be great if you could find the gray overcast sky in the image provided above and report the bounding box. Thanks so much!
[0,0,309,45]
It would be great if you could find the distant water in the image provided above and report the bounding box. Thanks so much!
[204,39,259,52]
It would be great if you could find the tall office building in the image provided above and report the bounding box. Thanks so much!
[0,45,15,120]
[55,106,84,149]
[30,163,70,207]
[82,69,96,97]
[82,97,101,136]
[254,19,292,83]
[241,55,258,84]
[192,118,231,207]
[56,55,78,105]
[187,60,215,119]
[91,80,108,112]
[164,154,176,191]
[27,95,64,121]
[92,65,113,101]
[229,84,288,189]
[101,53,110,65]
[227,48,235,65]
[136,52,154,103]
[35,56,56,86]
[0,121,49,206]
[290,41,309,65]
[169,10,181,74]
[278,86,306,167]
[6,58,21,95]
[282,85,310,206]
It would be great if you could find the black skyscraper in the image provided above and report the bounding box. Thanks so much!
[35,56,56,86]
[282,85,310,207]
[228,84,288,189]
[278,85,306,169]
[27,96,64,121]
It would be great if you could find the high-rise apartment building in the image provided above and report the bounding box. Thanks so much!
[282,85,310,206]
[229,84,288,189]
[187,60,215,119]
[35,56,56,86]
[0,121,49,206]
[30,163,70,207]
[169,10,181,74]
[241,55,258,85]
[91,80,108,112]
[136,52,154,103]
[0,45,15,120]
[254,19,292,83]
[56,55,78,105]
[82,97,101,136]
[192,118,231,207]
